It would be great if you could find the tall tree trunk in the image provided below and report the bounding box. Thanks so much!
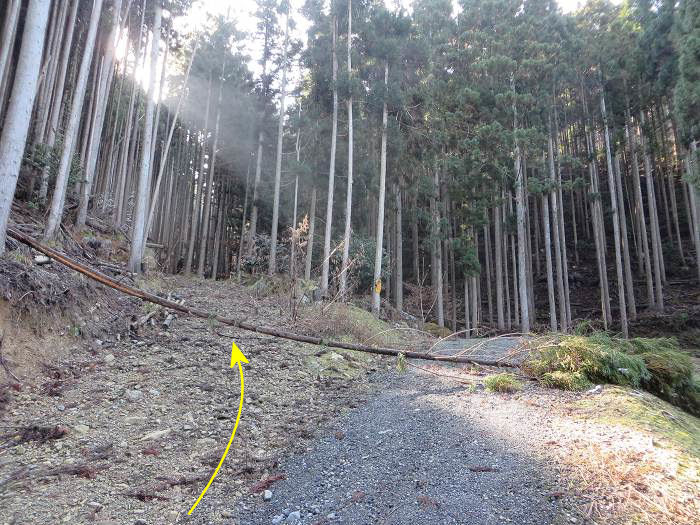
[247,18,273,257]
[269,10,290,275]
[0,0,51,253]
[687,141,700,283]
[371,61,389,316]
[212,185,225,280]
[0,0,21,119]
[198,70,224,278]
[542,188,557,331]
[494,204,504,329]
[548,115,567,331]
[602,92,628,337]
[483,222,493,326]
[614,152,637,320]
[463,276,470,338]
[236,155,253,280]
[639,110,664,311]
[185,76,212,275]
[340,0,354,298]
[128,4,161,272]
[114,3,145,225]
[512,74,529,332]
[626,107,655,308]
[248,131,264,256]
[45,0,104,240]
[395,178,403,312]
[412,192,419,283]
[77,0,125,229]
[433,158,444,327]
[321,14,339,296]
[145,39,197,238]
[305,186,317,281]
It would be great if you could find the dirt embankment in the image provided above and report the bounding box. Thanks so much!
[0,259,396,524]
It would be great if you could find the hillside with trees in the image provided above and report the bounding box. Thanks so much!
[2,0,699,336]
[0,1,698,524]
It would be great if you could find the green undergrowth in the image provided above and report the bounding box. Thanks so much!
[526,333,699,415]
[484,373,522,393]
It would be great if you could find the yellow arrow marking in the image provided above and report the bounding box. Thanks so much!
[188,341,248,514]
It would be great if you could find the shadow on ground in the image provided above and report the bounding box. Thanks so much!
[189,368,581,525]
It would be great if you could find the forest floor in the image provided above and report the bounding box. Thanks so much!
[0,245,698,525]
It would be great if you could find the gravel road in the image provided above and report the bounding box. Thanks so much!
[219,365,574,525]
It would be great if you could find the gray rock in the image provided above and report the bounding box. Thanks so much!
[587,385,603,395]
[125,389,143,402]
[104,354,115,364]
[141,428,171,441]
[74,424,89,434]
[263,490,273,501]
[271,514,285,525]
[286,511,301,523]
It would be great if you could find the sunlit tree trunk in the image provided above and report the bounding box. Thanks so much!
[371,61,389,317]
[494,203,504,329]
[340,0,354,298]
[321,14,339,296]
[128,4,161,272]
[45,0,104,240]
[548,115,566,331]
[0,0,51,254]
[146,40,197,239]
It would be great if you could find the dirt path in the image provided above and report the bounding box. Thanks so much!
[0,276,384,524]
[2,275,696,525]
[199,365,582,525]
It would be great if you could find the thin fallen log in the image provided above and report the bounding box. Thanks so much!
[6,227,513,367]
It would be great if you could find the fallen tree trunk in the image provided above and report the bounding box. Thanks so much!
[7,227,514,367]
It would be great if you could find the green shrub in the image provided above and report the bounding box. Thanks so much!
[484,373,522,393]
[626,338,698,415]
[526,333,700,415]
[525,334,649,387]
[540,371,591,391]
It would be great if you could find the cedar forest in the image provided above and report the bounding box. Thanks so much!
[1,0,699,337]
